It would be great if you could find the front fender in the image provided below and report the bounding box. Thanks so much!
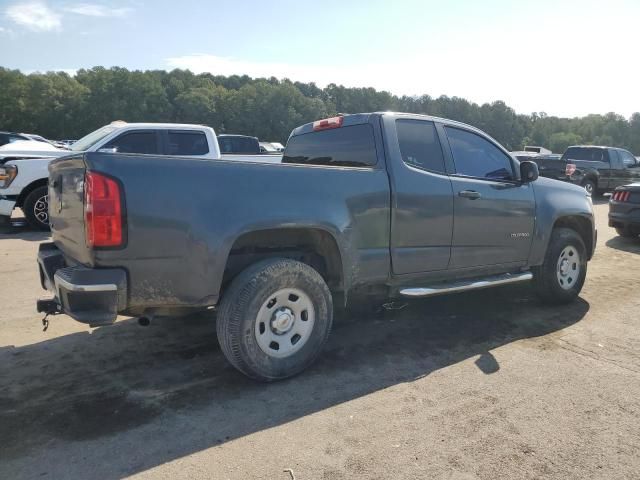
[528,177,595,265]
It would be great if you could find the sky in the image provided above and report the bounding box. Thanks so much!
[0,0,639,118]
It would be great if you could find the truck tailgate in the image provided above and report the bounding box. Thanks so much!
[48,154,93,265]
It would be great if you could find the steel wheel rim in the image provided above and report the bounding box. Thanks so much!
[255,287,315,358]
[34,195,49,224]
[584,183,593,195]
[556,245,580,290]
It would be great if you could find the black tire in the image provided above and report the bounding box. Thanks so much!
[216,258,333,381]
[23,186,50,230]
[615,227,637,238]
[533,228,587,304]
[582,179,596,197]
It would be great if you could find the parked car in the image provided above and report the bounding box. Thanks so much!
[259,142,280,153]
[0,122,281,229]
[609,183,640,238]
[523,146,552,155]
[0,131,31,147]
[36,112,595,381]
[270,142,285,152]
[22,134,69,150]
[510,151,539,161]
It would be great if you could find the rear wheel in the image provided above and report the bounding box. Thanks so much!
[615,226,637,238]
[533,228,587,304]
[216,258,333,381]
[23,186,50,230]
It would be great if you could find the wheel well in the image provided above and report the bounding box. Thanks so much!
[553,216,594,259]
[223,228,344,292]
[16,178,48,207]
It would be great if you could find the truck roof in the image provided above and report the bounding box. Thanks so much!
[107,122,212,130]
[289,112,489,139]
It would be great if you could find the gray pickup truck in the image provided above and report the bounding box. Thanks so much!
[37,112,596,381]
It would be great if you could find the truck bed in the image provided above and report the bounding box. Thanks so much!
[48,152,390,312]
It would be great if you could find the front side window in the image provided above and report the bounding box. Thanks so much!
[283,124,377,167]
[167,131,209,156]
[396,119,446,173]
[106,131,159,154]
[619,150,637,167]
[445,127,514,180]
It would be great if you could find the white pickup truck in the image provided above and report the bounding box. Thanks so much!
[0,122,281,229]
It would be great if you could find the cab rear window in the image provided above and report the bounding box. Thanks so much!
[282,124,377,167]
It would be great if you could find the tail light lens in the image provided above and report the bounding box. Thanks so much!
[565,163,577,176]
[613,191,630,202]
[84,171,123,248]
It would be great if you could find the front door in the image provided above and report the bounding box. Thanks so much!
[617,150,640,188]
[443,126,535,269]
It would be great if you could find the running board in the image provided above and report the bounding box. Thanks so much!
[399,272,533,298]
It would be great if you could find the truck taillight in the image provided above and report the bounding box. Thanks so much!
[313,116,343,131]
[565,163,577,176]
[84,171,123,248]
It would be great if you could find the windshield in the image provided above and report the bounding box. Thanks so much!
[70,125,118,151]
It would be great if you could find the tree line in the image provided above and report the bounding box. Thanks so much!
[1,66,639,154]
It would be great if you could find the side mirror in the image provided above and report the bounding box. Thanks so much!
[98,146,118,154]
[520,161,539,183]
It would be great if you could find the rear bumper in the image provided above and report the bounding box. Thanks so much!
[608,202,640,233]
[37,242,127,326]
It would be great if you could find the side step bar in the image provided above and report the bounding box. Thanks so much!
[399,272,533,298]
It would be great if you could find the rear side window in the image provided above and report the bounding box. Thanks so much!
[218,136,259,154]
[396,120,445,173]
[445,127,514,180]
[562,147,605,162]
[107,131,159,155]
[282,124,377,167]
[167,131,209,156]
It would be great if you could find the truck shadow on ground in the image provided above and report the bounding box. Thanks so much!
[0,217,50,241]
[0,286,589,479]
[605,236,640,254]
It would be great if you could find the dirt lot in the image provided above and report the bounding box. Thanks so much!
[1,200,639,480]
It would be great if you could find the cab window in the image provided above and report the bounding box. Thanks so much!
[445,127,514,180]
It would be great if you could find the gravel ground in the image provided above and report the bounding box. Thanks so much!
[1,200,639,480]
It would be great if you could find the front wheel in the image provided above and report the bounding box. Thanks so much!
[23,186,50,230]
[216,258,333,381]
[533,228,587,304]
[582,179,596,196]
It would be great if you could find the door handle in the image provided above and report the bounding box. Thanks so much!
[458,190,481,200]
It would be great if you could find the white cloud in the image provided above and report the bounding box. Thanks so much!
[63,4,132,17]
[6,1,61,32]
[166,39,640,119]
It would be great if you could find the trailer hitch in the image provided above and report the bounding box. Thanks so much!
[36,298,62,331]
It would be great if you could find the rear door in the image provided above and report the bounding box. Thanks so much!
[387,117,454,274]
[443,126,535,269]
